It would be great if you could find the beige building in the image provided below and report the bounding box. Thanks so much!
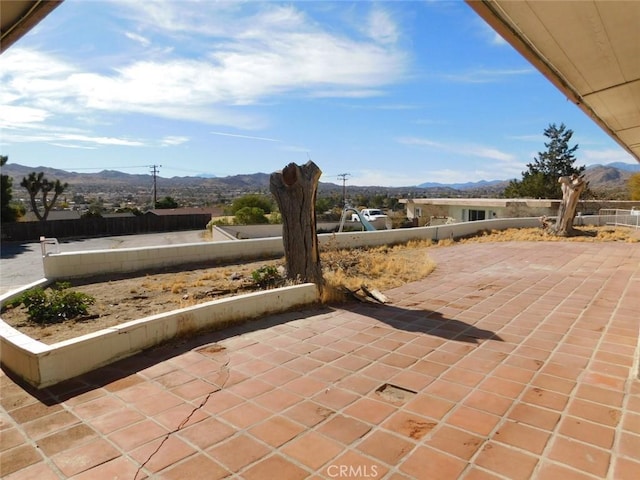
[400,198,640,226]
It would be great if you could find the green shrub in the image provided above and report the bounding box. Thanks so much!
[234,206,268,225]
[9,282,95,324]
[251,266,283,288]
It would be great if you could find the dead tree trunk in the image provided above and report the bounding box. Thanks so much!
[270,161,324,292]
[553,174,587,236]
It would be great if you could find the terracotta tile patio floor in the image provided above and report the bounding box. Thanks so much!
[1,241,639,479]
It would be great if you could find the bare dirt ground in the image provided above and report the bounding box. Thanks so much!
[1,257,288,344]
[2,226,637,345]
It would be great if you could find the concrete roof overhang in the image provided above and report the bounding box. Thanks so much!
[1,0,639,164]
[467,0,640,163]
[0,0,63,54]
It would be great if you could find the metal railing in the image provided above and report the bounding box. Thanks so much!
[599,209,640,229]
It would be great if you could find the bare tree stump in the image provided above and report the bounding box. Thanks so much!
[553,174,587,236]
[270,161,324,291]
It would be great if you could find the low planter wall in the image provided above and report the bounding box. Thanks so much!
[41,217,560,280]
[0,284,319,389]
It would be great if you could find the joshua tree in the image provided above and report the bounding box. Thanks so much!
[20,172,68,221]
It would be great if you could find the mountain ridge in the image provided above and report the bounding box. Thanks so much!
[1,161,637,194]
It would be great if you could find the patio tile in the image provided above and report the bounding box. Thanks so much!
[618,431,640,459]
[51,438,120,477]
[248,415,305,447]
[612,456,640,480]
[312,387,359,410]
[446,405,500,436]
[283,376,329,397]
[21,409,80,439]
[381,410,437,440]
[399,445,467,480]
[158,453,229,480]
[493,419,551,455]
[547,436,611,477]
[281,431,344,469]
[152,403,209,431]
[317,414,371,444]
[558,416,616,449]
[424,425,484,460]
[285,400,334,427]
[85,407,144,435]
[0,428,23,452]
[109,419,169,450]
[508,403,561,431]
[2,460,60,480]
[207,434,270,472]
[343,397,396,425]
[0,444,42,477]
[242,454,309,480]
[218,402,271,429]
[567,397,622,427]
[69,456,143,480]
[404,393,455,421]
[130,436,195,474]
[463,390,512,416]
[474,441,539,480]
[323,449,390,478]
[177,417,235,449]
[36,423,97,456]
[8,401,63,424]
[128,391,184,416]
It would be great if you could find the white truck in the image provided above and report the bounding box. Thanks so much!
[351,208,387,223]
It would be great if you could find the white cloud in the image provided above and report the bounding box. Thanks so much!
[0,105,51,127]
[440,68,533,84]
[160,136,189,146]
[397,136,517,163]
[124,31,151,47]
[350,168,489,187]
[366,8,399,45]
[580,148,637,166]
[0,2,407,132]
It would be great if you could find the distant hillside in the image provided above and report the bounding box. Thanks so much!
[593,162,640,172]
[584,165,632,187]
[2,160,637,199]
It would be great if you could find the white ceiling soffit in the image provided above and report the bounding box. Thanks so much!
[467,0,640,163]
[0,1,63,54]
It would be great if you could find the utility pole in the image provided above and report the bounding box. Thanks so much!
[150,165,161,208]
[337,173,350,207]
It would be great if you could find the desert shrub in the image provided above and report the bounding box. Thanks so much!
[251,265,283,288]
[7,282,95,324]
[234,207,268,225]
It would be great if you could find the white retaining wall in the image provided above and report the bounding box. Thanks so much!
[42,217,562,280]
[1,284,318,388]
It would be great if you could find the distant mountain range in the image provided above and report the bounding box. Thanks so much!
[417,162,639,192]
[1,161,638,196]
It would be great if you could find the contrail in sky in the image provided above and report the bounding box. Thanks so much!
[210,131,280,142]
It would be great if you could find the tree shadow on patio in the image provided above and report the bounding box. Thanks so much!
[345,301,503,344]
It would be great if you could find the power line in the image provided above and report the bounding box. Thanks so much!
[336,173,350,207]
[57,165,151,171]
[150,165,161,208]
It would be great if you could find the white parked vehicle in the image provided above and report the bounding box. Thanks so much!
[351,208,388,223]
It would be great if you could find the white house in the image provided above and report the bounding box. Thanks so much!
[400,198,640,226]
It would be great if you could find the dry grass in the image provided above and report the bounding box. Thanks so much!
[456,225,639,244]
[320,238,437,302]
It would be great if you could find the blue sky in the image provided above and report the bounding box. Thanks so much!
[1,0,636,187]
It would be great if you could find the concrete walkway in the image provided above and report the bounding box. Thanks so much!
[1,241,639,479]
